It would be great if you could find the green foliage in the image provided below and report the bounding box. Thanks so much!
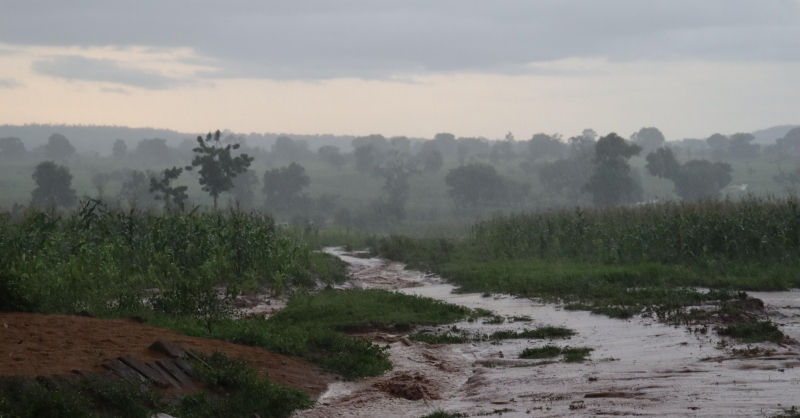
[444,163,507,209]
[149,166,188,211]
[262,162,310,213]
[584,133,642,206]
[0,272,37,312]
[31,161,78,208]
[717,319,785,343]
[44,133,76,161]
[0,203,319,315]
[174,352,313,418]
[0,378,96,418]
[646,147,732,202]
[488,326,575,340]
[269,289,471,332]
[563,347,593,363]
[188,130,254,209]
[518,344,562,359]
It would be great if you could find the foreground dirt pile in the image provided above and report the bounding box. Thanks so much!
[0,312,333,397]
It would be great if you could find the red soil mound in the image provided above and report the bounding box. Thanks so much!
[0,312,334,397]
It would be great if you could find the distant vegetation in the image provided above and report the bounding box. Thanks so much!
[2,125,800,233]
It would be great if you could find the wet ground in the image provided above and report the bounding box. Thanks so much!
[296,249,800,417]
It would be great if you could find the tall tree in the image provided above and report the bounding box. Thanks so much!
[262,162,310,212]
[149,167,188,211]
[631,127,665,154]
[187,130,254,209]
[43,134,76,161]
[583,133,642,206]
[646,147,732,202]
[728,133,759,159]
[30,161,77,208]
[445,163,507,209]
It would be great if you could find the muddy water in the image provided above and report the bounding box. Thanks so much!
[297,249,800,417]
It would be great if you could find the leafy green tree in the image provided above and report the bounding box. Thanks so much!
[30,161,77,208]
[43,134,76,161]
[262,162,310,212]
[187,130,254,209]
[646,147,732,202]
[583,133,642,206]
[631,127,665,154]
[0,137,26,160]
[445,162,507,209]
[271,135,312,161]
[149,167,188,211]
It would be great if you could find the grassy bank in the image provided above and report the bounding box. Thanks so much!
[370,198,800,339]
[0,203,480,416]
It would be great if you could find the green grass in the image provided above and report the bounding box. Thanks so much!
[563,347,594,363]
[717,319,785,343]
[369,198,800,332]
[489,326,575,340]
[269,289,472,333]
[518,345,562,359]
[148,289,474,379]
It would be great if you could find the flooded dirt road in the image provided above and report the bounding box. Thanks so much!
[297,249,800,417]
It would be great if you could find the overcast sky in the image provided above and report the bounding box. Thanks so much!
[1,0,799,140]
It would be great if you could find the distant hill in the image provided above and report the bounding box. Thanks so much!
[750,125,800,145]
[0,124,363,156]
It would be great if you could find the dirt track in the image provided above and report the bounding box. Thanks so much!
[299,248,800,417]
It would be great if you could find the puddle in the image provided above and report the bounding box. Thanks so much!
[297,249,800,417]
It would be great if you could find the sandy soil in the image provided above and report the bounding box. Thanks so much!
[0,312,334,397]
[300,248,800,417]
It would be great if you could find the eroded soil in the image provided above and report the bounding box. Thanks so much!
[0,312,333,397]
[301,248,800,417]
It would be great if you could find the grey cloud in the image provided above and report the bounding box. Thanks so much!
[0,78,22,88]
[100,87,132,95]
[3,1,800,81]
[31,56,184,89]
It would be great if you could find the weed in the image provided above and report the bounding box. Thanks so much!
[717,319,785,343]
[519,345,562,359]
[490,326,575,340]
[563,347,593,362]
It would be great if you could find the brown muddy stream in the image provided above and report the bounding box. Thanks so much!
[293,248,800,417]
